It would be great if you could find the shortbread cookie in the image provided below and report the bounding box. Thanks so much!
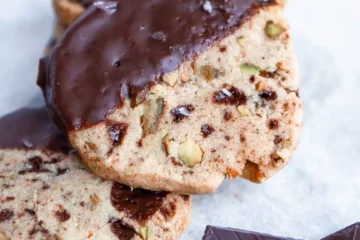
[39,0,303,194]
[0,107,191,240]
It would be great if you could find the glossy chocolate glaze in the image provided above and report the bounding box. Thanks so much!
[110,182,167,224]
[203,226,298,240]
[39,0,278,130]
[322,223,360,240]
[0,107,72,153]
[71,0,95,8]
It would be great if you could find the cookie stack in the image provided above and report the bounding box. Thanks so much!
[0,0,302,239]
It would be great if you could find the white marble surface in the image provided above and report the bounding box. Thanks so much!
[1,0,360,239]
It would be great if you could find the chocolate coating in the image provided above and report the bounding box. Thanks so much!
[322,223,360,240]
[39,0,278,130]
[0,107,72,153]
[110,218,136,240]
[110,182,167,224]
[69,0,95,8]
[203,226,298,240]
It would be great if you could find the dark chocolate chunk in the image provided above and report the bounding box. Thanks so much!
[0,107,72,153]
[268,119,279,130]
[259,90,278,101]
[4,196,15,202]
[0,209,14,222]
[55,209,71,222]
[25,209,36,216]
[39,0,279,130]
[201,124,215,138]
[213,86,247,106]
[18,157,50,175]
[322,223,360,240]
[274,135,283,144]
[57,167,70,175]
[260,70,277,78]
[203,226,298,240]
[224,111,233,121]
[110,218,136,240]
[110,182,167,224]
[160,202,176,220]
[249,76,256,83]
[107,121,128,146]
[171,105,195,123]
[180,195,190,201]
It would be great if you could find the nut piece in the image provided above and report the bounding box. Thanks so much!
[162,134,171,156]
[178,138,203,167]
[237,106,249,116]
[200,65,223,81]
[265,21,285,39]
[163,72,178,86]
[90,194,100,211]
[239,63,260,75]
[255,81,266,91]
[143,98,164,135]
[237,36,245,46]
[140,226,152,240]
[180,73,190,82]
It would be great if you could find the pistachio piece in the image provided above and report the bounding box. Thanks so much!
[178,138,203,167]
[89,158,101,171]
[163,72,178,87]
[143,98,164,135]
[237,106,249,116]
[237,36,245,46]
[265,21,285,39]
[140,226,152,240]
[239,63,260,75]
[162,134,171,156]
[125,167,135,175]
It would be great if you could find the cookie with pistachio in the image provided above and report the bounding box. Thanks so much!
[0,107,191,240]
[39,0,303,194]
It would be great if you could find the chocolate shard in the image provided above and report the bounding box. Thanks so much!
[202,226,299,240]
[322,223,360,240]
